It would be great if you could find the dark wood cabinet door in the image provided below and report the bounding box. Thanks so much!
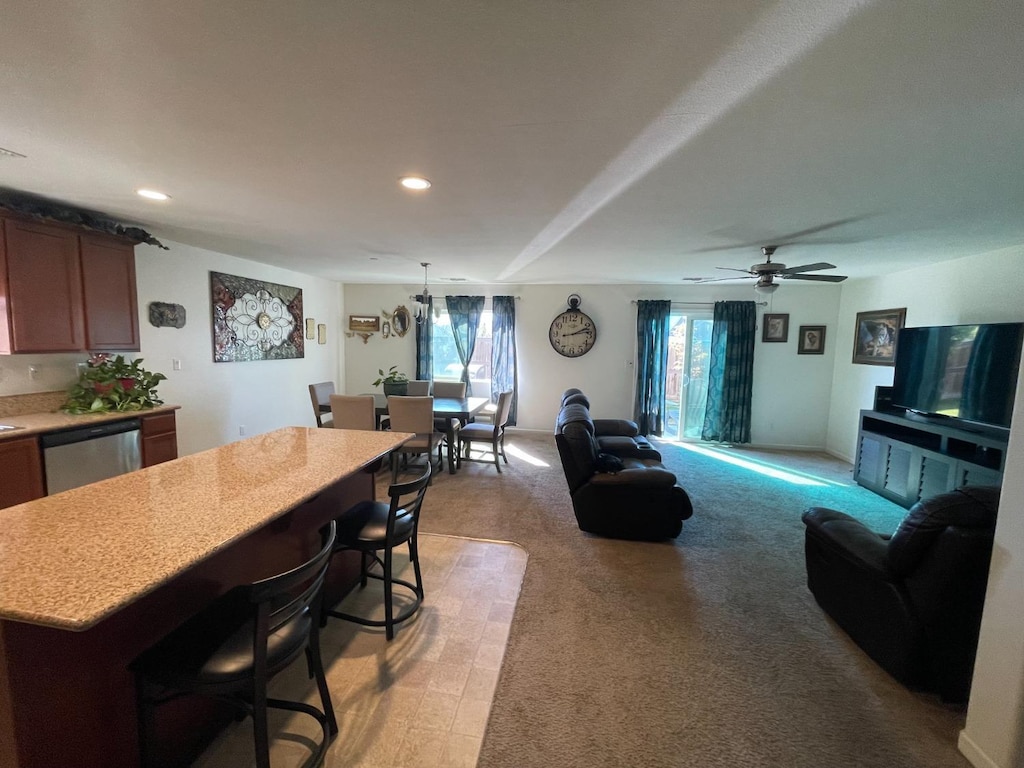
[1,218,84,352]
[0,436,45,510]
[141,412,178,467]
[80,234,140,351]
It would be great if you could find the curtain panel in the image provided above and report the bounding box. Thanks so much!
[491,296,519,425]
[445,295,485,395]
[414,294,433,380]
[701,300,756,444]
[633,299,672,435]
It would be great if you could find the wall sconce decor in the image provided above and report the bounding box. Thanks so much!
[317,324,327,345]
[305,318,315,339]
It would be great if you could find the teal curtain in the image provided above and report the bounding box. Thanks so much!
[702,301,756,443]
[491,296,518,425]
[633,300,671,435]
[445,295,485,395]
[414,295,433,380]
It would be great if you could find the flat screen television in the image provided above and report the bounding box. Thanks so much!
[890,322,1024,430]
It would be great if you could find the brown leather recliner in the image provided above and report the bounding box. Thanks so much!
[802,486,1000,702]
[554,393,692,541]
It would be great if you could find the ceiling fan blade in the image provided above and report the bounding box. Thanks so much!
[692,215,872,253]
[715,266,755,274]
[781,273,848,282]
[778,262,837,275]
[687,276,753,284]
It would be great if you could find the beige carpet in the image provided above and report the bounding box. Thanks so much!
[403,432,972,768]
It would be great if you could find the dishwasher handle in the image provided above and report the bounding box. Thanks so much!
[41,418,142,449]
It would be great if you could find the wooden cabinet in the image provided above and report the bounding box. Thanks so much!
[0,214,139,354]
[854,409,1007,508]
[0,435,45,510]
[80,234,139,350]
[141,411,178,467]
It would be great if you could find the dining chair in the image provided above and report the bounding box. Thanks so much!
[329,394,376,431]
[386,396,444,481]
[406,379,431,396]
[308,382,335,428]
[458,390,513,472]
[133,522,338,768]
[323,464,431,640]
[430,379,467,439]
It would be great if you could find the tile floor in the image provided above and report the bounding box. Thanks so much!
[192,533,528,768]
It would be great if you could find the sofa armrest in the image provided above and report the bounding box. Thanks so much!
[802,507,893,580]
[589,466,677,486]
[596,435,662,461]
[592,418,640,437]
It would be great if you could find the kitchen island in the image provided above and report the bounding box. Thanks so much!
[0,426,410,768]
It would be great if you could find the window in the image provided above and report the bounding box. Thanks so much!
[431,307,493,392]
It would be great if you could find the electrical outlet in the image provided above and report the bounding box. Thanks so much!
[28,365,39,380]
[239,425,246,436]
[172,358,182,371]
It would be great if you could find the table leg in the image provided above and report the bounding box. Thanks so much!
[447,425,457,473]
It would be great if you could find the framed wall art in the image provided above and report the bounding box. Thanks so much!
[762,313,789,343]
[349,315,380,333]
[798,325,826,355]
[852,308,906,366]
[211,272,304,363]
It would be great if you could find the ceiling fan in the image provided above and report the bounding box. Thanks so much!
[691,245,848,293]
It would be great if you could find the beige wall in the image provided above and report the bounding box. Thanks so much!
[343,281,843,445]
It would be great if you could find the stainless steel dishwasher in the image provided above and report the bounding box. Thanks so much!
[41,418,142,494]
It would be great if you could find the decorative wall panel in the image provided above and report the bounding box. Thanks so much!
[211,272,304,362]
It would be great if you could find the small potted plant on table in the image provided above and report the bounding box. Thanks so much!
[372,365,409,396]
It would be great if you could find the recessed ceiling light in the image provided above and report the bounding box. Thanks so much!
[136,188,171,201]
[399,176,431,191]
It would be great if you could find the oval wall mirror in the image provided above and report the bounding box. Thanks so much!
[392,305,412,337]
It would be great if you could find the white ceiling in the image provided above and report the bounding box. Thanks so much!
[1,0,1023,287]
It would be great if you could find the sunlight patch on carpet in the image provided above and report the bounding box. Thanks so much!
[676,442,838,486]
[504,443,550,467]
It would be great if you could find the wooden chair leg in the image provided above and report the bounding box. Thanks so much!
[492,435,501,473]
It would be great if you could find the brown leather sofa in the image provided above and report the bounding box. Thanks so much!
[554,389,693,541]
[802,485,999,702]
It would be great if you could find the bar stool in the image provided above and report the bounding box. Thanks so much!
[323,465,431,640]
[132,522,338,768]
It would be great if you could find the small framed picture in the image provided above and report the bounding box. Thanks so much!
[798,325,826,355]
[852,308,906,365]
[762,313,789,343]
[348,315,380,333]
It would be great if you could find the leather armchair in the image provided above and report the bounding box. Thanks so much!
[555,397,692,541]
[801,486,1000,702]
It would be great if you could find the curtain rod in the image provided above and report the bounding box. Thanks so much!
[631,300,768,307]
[408,294,521,301]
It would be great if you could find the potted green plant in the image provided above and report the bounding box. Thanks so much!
[61,354,168,414]
[372,365,409,396]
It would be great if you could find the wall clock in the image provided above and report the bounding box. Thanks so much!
[549,294,597,357]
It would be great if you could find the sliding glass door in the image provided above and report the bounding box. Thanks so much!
[665,311,713,440]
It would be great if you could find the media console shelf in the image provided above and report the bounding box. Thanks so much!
[854,409,1007,508]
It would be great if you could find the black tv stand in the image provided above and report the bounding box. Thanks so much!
[854,409,1007,508]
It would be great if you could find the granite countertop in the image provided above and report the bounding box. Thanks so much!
[0,426,411,631]
[0,403,181,441]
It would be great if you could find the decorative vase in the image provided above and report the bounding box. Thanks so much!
[383,381,408,396]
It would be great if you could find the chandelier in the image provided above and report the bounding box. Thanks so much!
[415,262,432,324]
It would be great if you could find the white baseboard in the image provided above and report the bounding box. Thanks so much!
[958,729,1002,768]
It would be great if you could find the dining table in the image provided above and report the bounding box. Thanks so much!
[367,393,489,473]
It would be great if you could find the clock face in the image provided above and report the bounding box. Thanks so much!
[549,309,597,357]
